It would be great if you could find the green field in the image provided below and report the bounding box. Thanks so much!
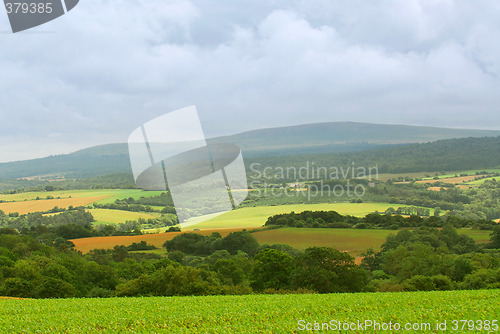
[465,176,499,186]
[377,171,438,181]
[186,203,398,230]
[376,169,500,182]
[94,190,165,205]
[251,228,492,256]
[0,290,498,333]
[459,229,495,243]
[420,169,500,180]
[89,209,160,225]
[253,228,390,256]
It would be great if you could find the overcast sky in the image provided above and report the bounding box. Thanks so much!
[1,0,500,162]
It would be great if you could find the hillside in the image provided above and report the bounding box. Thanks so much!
[0,144,131,180]
[1,122,500,180]
[212,122,500,157]
[249,136,500,177]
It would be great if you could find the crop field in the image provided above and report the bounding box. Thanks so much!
[90,209,160,225]
[93,190,165,205]
[465,176,499,186]
[419,169,500,180]
[253,228,395,256]
[71,227,491,254]
[0,189,164,215]
[0,189,121,202]
[0,290,498,333]
[0,196,109,215]
[416,174,489,185]
[254,228,491,256]
[377,171,436,182]
[186,203,397,230]
[377,169,500,182]
[428,185,471,191]
[459,229,495,244]
[71,228,245,253]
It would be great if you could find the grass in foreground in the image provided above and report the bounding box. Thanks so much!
[0,290,498,333]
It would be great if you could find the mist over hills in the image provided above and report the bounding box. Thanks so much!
[248,136,500,176]
[1,122,499,180]
[211,122,500,157]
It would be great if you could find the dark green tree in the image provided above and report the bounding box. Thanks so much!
[250,248,293,291]
[292,247,367,293]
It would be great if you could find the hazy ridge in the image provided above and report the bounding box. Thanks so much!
[1,122,499,180]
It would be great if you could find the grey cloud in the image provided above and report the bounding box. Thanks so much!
[1,0,500,162]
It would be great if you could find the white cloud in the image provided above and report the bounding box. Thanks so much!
[1,0,500,162]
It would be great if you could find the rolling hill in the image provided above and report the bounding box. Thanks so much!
[1,122,499,180]
[211,122,500,157]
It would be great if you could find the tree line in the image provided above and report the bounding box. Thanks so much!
[361,226,500,291]
[0,224,498,298]
[247,136,500,177]
[0,208,143,242]
[264,210,497,230]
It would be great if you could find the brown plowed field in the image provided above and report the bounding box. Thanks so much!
[0,196,109,215]
[71,228,248,253]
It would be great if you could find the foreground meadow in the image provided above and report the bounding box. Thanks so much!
[0,290,498,333]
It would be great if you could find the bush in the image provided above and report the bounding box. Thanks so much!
[403,275,435,291]
[0,277,35,298]
[167,251,185,264]
[460,269,500,290]
[431,275,453,291]
[87,287,114,298]
[371,279,404,292]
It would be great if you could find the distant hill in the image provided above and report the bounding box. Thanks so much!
[0,144,131,180]
[211,122,500,157]
[249,136,500,177]
[1,122,500,180]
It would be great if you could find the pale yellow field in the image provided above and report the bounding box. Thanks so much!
[428,185,471,191]
[90,209,159,225]
[0,190,117,202]
[0,189,162,215]
[0,196,109,215]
